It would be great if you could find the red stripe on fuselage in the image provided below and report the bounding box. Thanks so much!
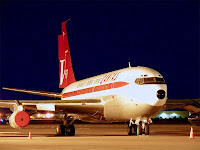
[62,81,129,98]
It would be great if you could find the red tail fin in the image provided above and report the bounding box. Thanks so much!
[58,20,76,88]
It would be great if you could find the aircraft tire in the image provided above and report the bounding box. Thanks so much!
[137,124,142,135]
[133,124,137,135]
[144,124,150,135]
[127,124,133,135]
[128,124,137,135]
[66,125,75,136]
[56,125,66,136]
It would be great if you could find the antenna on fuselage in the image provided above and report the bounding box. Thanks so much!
[128,62,131,68]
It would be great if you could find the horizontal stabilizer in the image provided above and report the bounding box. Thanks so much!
[3,87,61,98]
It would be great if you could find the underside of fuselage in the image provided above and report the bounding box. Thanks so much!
[66,94,164,123]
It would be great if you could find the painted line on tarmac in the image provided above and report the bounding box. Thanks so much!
[0,132,20,134]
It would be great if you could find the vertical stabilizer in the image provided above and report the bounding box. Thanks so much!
[58,20,76,88]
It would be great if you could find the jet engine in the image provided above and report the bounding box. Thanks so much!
[9,111,30,128]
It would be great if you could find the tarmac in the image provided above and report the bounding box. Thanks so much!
[0,123,199,150]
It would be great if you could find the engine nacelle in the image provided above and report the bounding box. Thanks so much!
[9,111,30,128]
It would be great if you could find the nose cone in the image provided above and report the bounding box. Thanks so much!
[157,90,165,99]
[134,84,167,106]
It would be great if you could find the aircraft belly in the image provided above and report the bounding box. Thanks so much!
[104,99,124,121]
[103,95,163,122]
[129,104,163,119]
[55,105,104,115]
[56,95,163,123]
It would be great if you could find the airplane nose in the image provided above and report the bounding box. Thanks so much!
[157,90,165,99]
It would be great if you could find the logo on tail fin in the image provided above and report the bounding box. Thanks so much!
[59,60,68,86]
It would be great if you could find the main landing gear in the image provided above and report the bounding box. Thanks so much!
[56,115,76,136]
[128,118,151,136]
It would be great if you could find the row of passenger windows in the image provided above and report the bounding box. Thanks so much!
[135,77,166,85]
[63,83,113,97]
[62,82,128,98]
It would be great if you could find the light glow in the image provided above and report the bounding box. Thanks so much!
[159,113,168,119]
[46,113,51,118]
[170,113,180,118]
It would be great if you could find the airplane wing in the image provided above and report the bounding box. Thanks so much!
[0,99,104,116]
[0,98,104,129]
[1,87,104,119]
[165,98,200,113]
[3,87,61,98]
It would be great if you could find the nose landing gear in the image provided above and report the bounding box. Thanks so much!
[128,119,137,135]
[128,117,151,136]
[56,115,76,136]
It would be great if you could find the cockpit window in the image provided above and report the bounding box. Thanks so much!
[135,77,166,85]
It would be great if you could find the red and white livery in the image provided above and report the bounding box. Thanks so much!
[1,20,198,136]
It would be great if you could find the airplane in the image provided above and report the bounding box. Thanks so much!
[0,20,200,136]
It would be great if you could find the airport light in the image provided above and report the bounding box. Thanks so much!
[46,113,51,118]
[37,114,41,118]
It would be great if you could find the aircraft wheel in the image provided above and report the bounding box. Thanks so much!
[144,124,150,135]
[137,124,142,135]
[66,125,75,136]
[128,127,133,135]
[56,125,66,136]
[133,124,137,135]
[127,124,133,135]
[128,124,137,135]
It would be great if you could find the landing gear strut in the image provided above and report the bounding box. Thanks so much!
[56,115,76,136]
[128,118,151,136]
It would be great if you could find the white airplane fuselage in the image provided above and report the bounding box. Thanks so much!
[0,21,169,136]
[61,66,167,122]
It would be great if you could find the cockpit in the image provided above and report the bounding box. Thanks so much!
[135,77,166,85]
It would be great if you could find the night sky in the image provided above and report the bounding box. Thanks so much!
[0,0,199,100]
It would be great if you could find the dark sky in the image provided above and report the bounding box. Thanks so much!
[0,0,199,100]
